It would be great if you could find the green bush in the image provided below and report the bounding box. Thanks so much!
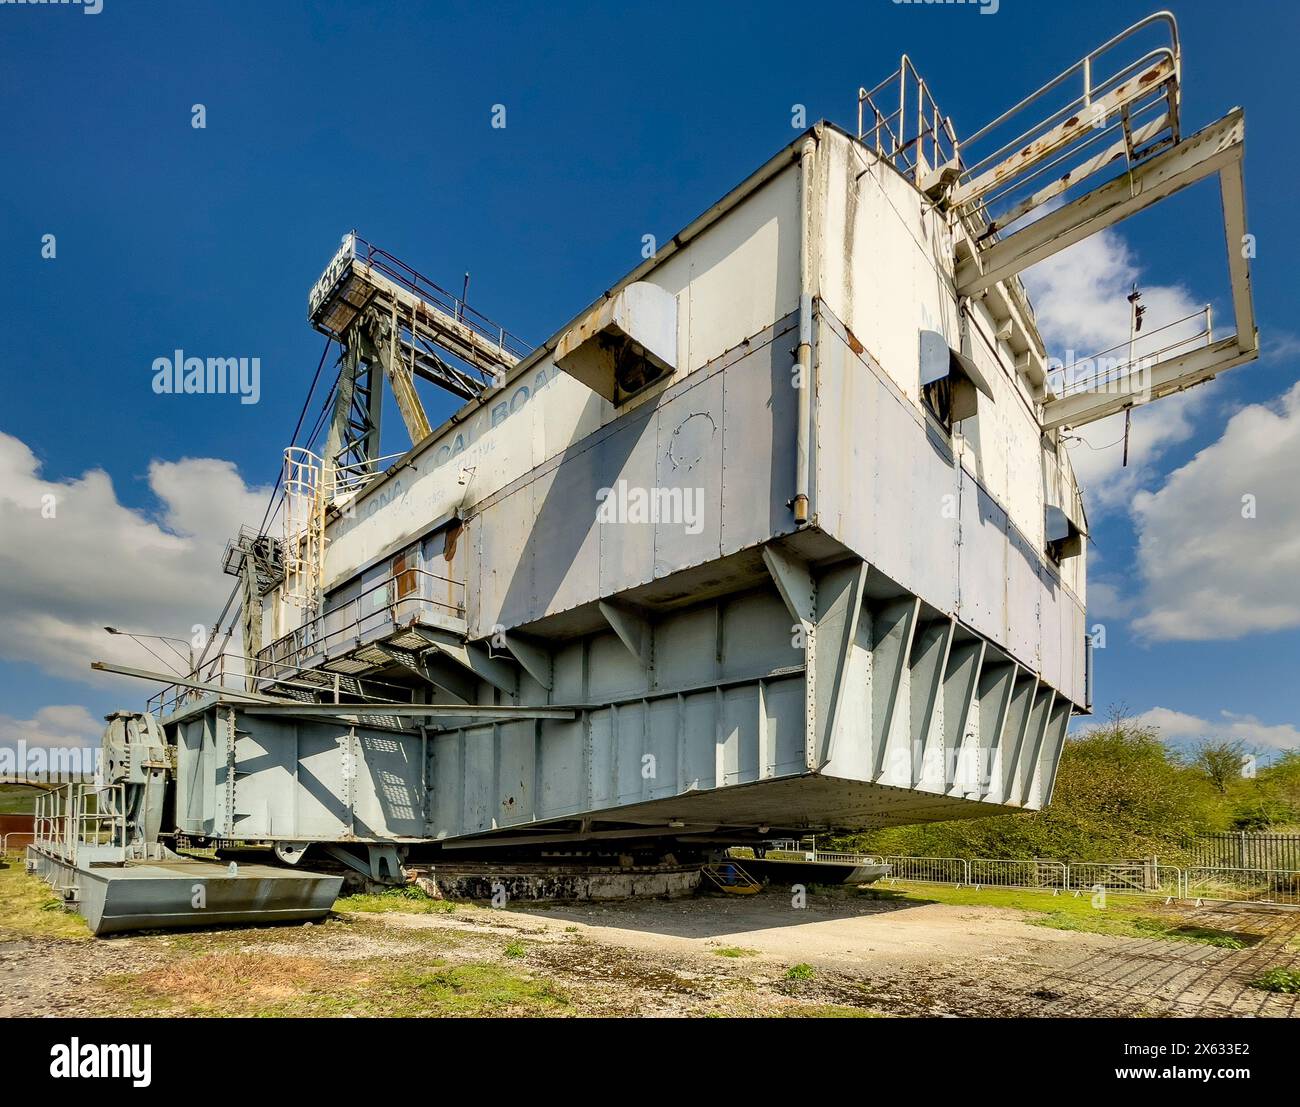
[829,714,1248,862]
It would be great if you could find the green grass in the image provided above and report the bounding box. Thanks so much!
[0,864,90,939]
[782,1003,883,1018]
[1250,968,1300,994]
[857,882,1260,947]
[333,886,460,915]
[504,940,526,958]
[105,953,571,1017]
[784,963,815,981]
[0,783,39,815]
[713,946,759,958]
[383,964,569,1016]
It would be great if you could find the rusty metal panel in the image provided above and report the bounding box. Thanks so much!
[645,698,680,801]
[681,691,718,791]
[471,485,534,636]
[461,725,495,834]
[588,709,615,810]
[614,700,648,804]
[720,685,761,787]
[427,732,461,839]
[536,717,584,820]
[816,324,960,612]
[586,631,647,703]
[1005,527,1041,670]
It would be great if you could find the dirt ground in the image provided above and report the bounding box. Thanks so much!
[3,875,1298,1018]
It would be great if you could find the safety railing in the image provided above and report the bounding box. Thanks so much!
[876,855,1299,907]
[1183,867,1300,908]
[2,831,35,859]
[255,565,465,680]
[883,855,971,886]
[1048,306,1213,400]
[949,12,1181,225]
[32,783,126,866]
[970,858,1068,892]
[762,848,883,865]
[858,12,1183,247]
[350,233,531,365]
[1067,861,1182,900]
[857,55,959,186]
[282,446,328,611]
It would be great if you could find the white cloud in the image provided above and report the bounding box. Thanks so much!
[0,704,102,752]
[1131,706,1300,753]
[0,432,271,688]
[1127,382,1300,641]
[1023,229,1214,512]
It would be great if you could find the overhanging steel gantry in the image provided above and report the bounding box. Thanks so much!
[953,109,1255,431]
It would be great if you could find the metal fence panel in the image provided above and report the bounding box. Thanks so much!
[1191,833,1300,872]
[1183,866,1300,907]
[969,858,1067,891]
[882,855,969,885]
[874,854,1299,908]
[1066,861,1181,899]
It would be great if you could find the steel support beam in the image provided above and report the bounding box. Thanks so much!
[813,559,868,768]
[504,633,553,691]
[1041,335,1255,430]
[956,110,1244,296]
[869,596,920,781]
[239,703,578,720]
[598,600,653,667]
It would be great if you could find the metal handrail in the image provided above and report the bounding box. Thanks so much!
[144,565,463,715]
[32,783,126,865]
[857,54,958,183]
[856,11,1182,253]
[1049,306,1213,399]
[351,234,532,364]
[255,565,465,677]
[950,12,1180,224]
[962,12,1180,155]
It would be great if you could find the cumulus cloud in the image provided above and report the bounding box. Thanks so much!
[0,704,102,751]
[0,432,271,687]
[1125,382,1300,641]
[1023,229,1213,512]
[1131,706,1300,753]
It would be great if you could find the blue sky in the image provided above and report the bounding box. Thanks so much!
[1,0,1297,757]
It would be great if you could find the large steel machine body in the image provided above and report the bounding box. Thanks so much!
[39,14,1255,921]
